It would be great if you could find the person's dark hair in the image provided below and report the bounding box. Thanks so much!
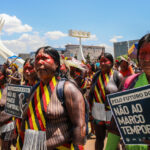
[35,46,60,77]
[137,33,150,62]
[91,63,96,72]
[23,58,35,67]
[99,52,114,67]
[0,67,7,84]
[4,62,9,67]
[0,67,6,76]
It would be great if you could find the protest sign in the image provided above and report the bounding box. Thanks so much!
[5,84,31,118]
[107,85,150,145]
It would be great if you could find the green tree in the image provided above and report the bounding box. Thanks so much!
[86,53,90,63]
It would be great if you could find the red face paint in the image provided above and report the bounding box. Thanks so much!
[24,63,35,74]
[35,49,58,82]
[35,50,54,66]
[138,43,150,75]
[100,57,112,65]
[139,43,150,60]
[75,72,81,76]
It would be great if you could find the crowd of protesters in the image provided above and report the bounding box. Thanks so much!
[0,33,150,150]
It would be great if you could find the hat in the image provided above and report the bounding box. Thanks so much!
[65,58,86,71]
[119,55,129,63]
[10,63,18,69]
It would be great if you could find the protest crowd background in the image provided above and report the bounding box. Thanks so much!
[0,33,150,150]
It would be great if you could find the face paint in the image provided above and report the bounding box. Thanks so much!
[24,63,35,74]
[100,57,112,65]
[35,50,55,66]
[139,43,150,61]
[99,56,112,73]
[138,43,150,75]
[35,49,58,83]
[75,72,81,76]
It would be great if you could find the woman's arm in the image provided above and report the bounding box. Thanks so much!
[9,72,22,82]
[64,81,86,145]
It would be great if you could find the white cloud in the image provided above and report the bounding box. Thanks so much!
[89,34,98,41]
[81,34,98,41]
[0,14,32,34]
[45,31,67,40]
[98,43,114,56]
[109,35,123,43]
[1,30,69,55]
[53,44,66,48]
[2,32,47,54]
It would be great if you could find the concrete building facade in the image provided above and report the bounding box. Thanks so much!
[18,45,105,63]
[64,44,105,61]
[18,53,30,60]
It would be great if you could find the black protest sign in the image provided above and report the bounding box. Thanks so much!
[107,85,150,145]
[5,84,31,118]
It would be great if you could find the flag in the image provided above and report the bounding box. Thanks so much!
[128,43,138,59]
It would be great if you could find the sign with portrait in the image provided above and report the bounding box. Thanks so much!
[5,84,32,118]
[107,85,150,145]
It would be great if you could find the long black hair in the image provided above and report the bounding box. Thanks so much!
[23,58,35,68]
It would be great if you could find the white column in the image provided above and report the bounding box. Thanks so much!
[78,37,86,62]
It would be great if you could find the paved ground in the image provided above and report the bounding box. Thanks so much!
[1,138,97,150]
[0,136,107,150]
[84,136,96,150]
[0,138,116,150]
[84,136,108,150]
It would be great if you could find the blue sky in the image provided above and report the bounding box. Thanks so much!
[0,0,150,55]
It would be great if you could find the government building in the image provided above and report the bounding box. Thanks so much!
[114,39,139,58]
[64,44,105,61]
[17,44,105,62]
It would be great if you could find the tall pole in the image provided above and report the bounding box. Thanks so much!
[79,37,86,62]
[69,30,90,62]
[127,41,130,50]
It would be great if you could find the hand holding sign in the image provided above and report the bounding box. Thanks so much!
[107,85,150,145]
[5,84,31,118]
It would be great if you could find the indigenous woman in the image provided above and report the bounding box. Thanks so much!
[105,33,150,150]
[0,67,15,150]
[88,53,123,150]
[15,58,39,150]
[23,58,39,86]
[9,63,21,85]
[22,46,86,150]
[69,65,88,94]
